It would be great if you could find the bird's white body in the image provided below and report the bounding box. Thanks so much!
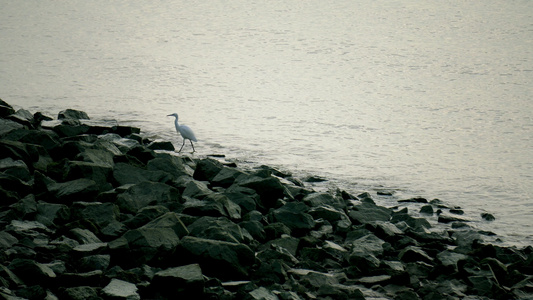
[167,113,197,152]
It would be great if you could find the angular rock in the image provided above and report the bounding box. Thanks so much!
[35,201,71,227]
[349,202,391,224]
[66,161,113,192]
[188,216,244,243]
[101,278,140,300]
[193,158,224,182]
[150,264,204,297]
[70,201,120,230]
[303,192,345,210]
[146,154,191,178]
[211,166,246,188]
[235,175,286,209]
[58,109,90,120]
[116,181,181,214]
[112,162,172,186]
[59,286,100,300]
[178,236,255,279]
[398,246,434,264]
[272,202,315,234]
[8,258,56,285]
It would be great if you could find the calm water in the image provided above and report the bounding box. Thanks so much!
[1,1,532,247]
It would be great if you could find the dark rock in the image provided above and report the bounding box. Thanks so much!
[224,187,258,214]
[147,140,174,151]
[123,205,170,229]
[150,264,204,297]
[272,202,315,234]
[77,254,111,272]
[58,286,100,300]
[146,153,191,179]
[36,201,71,227]
[35,173,99,204]
[66,161,113,192]
[211,166,246,188]
[235,174,286,209]
[0,157,31,182]
[101,278,140,300]
[390,212,431,231]
[178,236,255,279]
[438,213,468,224]
[349,202,391,224]
[112,162,172,185]
[188,216,245,243]
[419,205,433,215]
[182,180,213,199]
[481,212,496,221]
[8,258,56,286]
[436,250,468,273]
[69,228,102,244]
[193,158,224,182]
[398,197,428,203]
[58,109,90,120]
[0,231,18,249]
[109,227,179,266]
[398,246,434,264]
[303,192,345,210]
[70,202,120,231]
[59,270,104,288]
[116,181,181,214]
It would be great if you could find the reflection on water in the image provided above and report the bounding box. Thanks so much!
[1,1,532,247]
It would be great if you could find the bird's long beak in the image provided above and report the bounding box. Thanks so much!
[167,114,172,117]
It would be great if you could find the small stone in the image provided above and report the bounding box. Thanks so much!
[481,213,495,221]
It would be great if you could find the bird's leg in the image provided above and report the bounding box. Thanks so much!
[178,140,186,153]
[190,140,195,153]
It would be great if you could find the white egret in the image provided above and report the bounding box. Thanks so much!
[167,113,197,153]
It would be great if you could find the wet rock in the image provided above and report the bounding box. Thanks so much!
[147,140,174,151]
[150,264,204,297]
[101,278,140,300]
[193,158,224,182]
[177,236,255,280]
[58,109,90,120]
[349,201,391,224]
[481,212,496,221]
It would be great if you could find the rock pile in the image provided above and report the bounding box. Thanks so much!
[1,98,532,299]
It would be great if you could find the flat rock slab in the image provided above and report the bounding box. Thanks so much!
[102,278,140,300]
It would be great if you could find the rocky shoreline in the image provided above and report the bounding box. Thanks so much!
[1,98,532,299]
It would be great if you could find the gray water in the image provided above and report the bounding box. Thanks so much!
[1,1,532,247]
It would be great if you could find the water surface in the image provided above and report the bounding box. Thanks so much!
[1,1,532,246]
